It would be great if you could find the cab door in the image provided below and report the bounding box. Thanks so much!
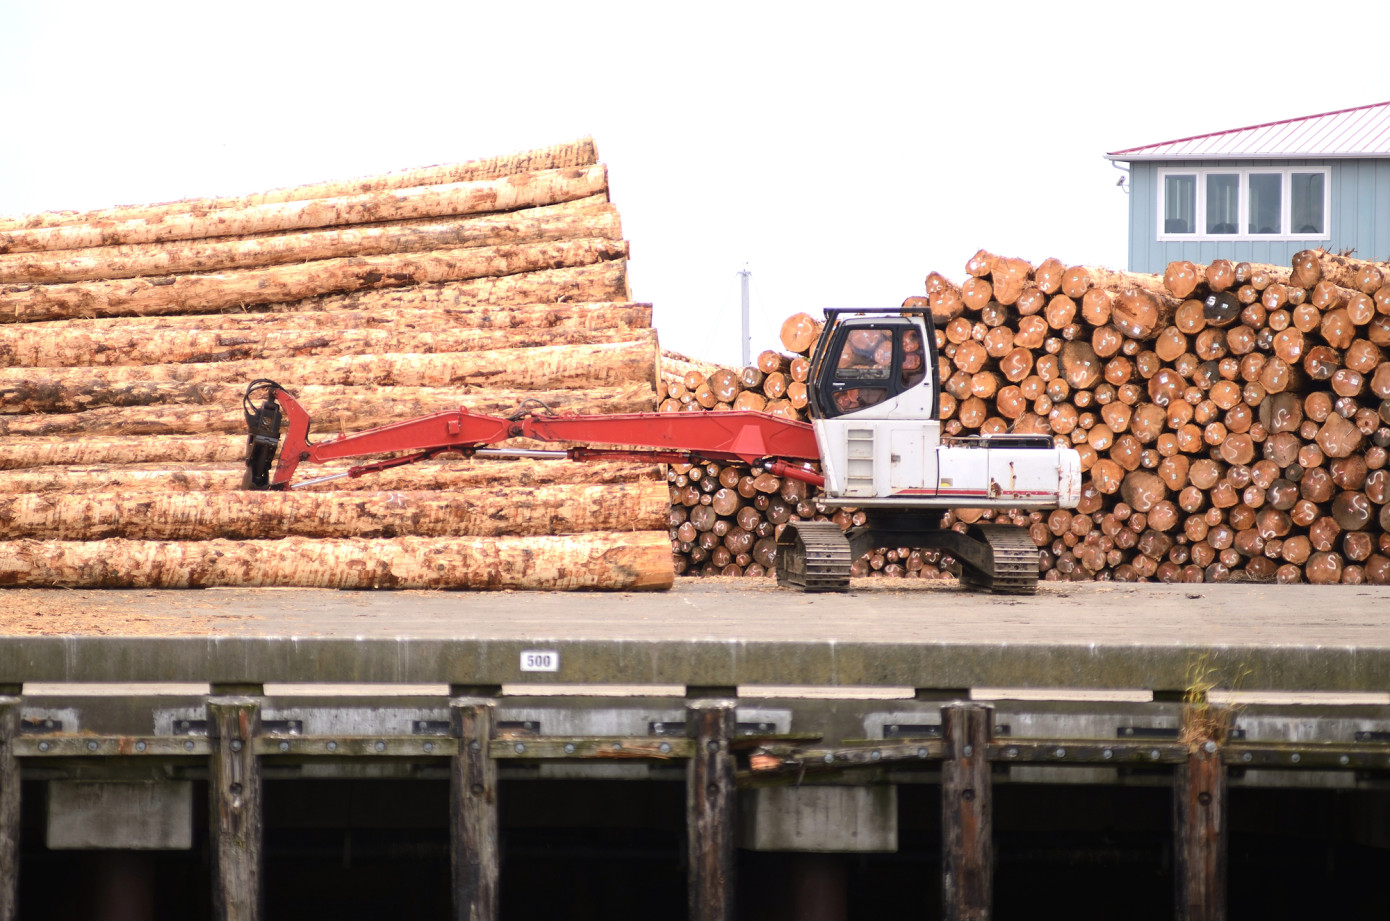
[809,317,939,499]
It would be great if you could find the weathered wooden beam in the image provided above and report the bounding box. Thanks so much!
[687,699,736,921]
[490,737,692,760]
[451,699,499,921]
[942,703,993,921]
[1174,739,1227,921]
[0,696,18,921]
[209,696,263,921]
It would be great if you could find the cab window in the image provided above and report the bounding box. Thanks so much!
[831,327,893,413]
[900,328,926,390]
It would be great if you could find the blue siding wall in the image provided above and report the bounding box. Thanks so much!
[1125,159,1390,274]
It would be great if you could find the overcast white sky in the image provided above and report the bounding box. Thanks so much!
[1,0,1384,367]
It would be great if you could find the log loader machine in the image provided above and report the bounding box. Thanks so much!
[242,306,1082,593]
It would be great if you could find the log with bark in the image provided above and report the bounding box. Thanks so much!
[0,458,659,495]
[0,201,620,284]
[279,261,631,313]
[19,300,651,337]
[0,137,600,233]
[0,165,609,254]
[0,382,657,438]
[0,339,661,414]
[0,238,630,323]
[0,322,656,369]
[0,532,675,590]
[0,482,667,540]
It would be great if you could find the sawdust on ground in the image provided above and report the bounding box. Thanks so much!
[0,589,258,636]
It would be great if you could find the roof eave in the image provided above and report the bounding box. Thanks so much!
[1105,152,1389,162]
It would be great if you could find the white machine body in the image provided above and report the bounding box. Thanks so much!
[808,312,1082,510]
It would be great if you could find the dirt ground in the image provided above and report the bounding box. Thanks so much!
[0,588,261,636]
[0,575,947,636]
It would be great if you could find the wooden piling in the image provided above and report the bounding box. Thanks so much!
[0,697,18,921]
[942,702,993,921]
[209,696,263,921]
[1174,739,1227,921]
[451,698,499,921]
[687,699,736,921]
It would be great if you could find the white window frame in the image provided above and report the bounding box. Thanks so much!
[1155,166,1331,242]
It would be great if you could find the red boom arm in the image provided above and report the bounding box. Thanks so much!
[253,385,823,490]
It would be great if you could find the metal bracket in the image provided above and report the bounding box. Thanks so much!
[650,720,777,737]
[172,719,209,736]
[1118,726,1244,740]
[1118,726,1178,740]
[883,723,1010,739]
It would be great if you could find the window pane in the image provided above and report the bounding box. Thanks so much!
[1248,173,1282,234]
[1291,172,1325,235]
[1164,175,1195,234]
[835,328,892,381]
[1206,174,1239,234]
[900,328,926,390]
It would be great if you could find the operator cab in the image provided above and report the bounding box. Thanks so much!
[810,310,938,423]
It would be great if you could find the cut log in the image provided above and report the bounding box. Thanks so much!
[0,138,600,233]
[0,203,621,284]
[731,391,767,413]
[1080,288,1113,327]
[1316,412,1363,458]
[1035,258,1066,295]
[961,278,993,310]
[0,382,656,438]
[0,320,655,369]
[20,300,650,338]
[15,273,636,335]
[1015,286,1047,317]
[1163,261,1204,299]
[1206,260,1236,292]
[295,261,631,312]
[707,369,741,404]
[0,434,245,469]
[924,272,953,297]
[1293,251,1388,292]
[0,458,658,494]
[779,313,823,353]
[928,284,966,323]
[965,250,996,278]
[990,256,1034,306]
[1059,342,1102,390]
[0,483,666,540]
[0,165,609,254]
[1112,285,1180,340]
[757,351,792,375]
[0,238,629,324]
[0,532,674,590]
[0,339,659,414]
[1060,266,1091,299]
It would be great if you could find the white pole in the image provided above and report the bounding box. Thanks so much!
[738,268,751,367]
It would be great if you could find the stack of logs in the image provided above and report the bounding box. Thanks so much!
[0,138,674,591]
[665,249,1390,584]
[660,328,951,579]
